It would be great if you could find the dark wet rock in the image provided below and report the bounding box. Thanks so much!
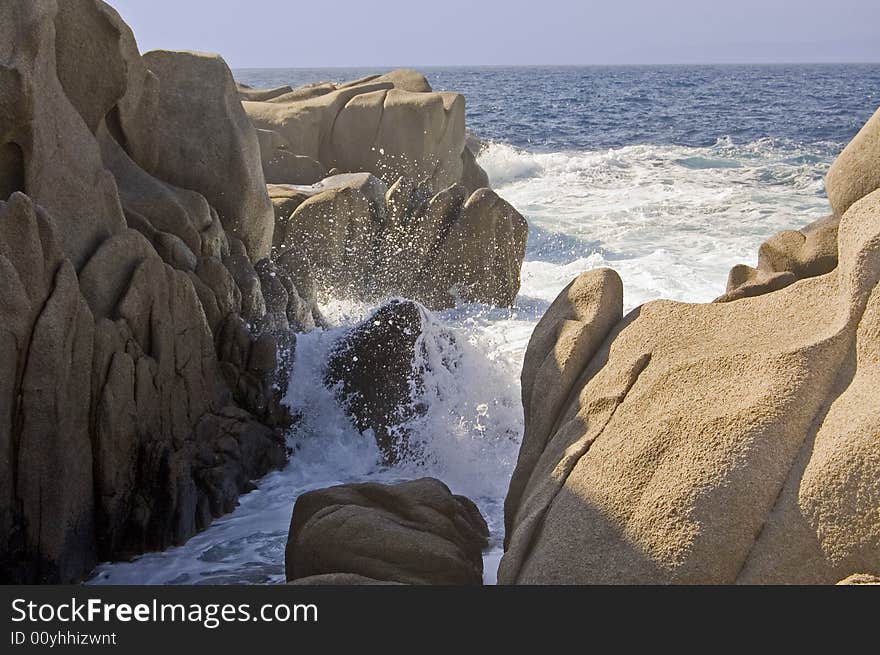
[324,300,425,462]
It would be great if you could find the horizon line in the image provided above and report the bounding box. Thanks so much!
[230,61,880,70]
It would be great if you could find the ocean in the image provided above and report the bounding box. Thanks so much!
[91,65,880,584]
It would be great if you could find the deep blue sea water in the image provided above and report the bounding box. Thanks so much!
[94,65,880,585]
[238,65,880,150]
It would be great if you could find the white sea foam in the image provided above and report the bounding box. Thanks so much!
[482,138,832,312]
[91,136,834,585]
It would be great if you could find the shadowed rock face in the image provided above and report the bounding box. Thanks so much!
[0,194,96,584]
[141,50,275,261]
[1,0,126,272]
[504,268,624,547]
[500,182,880,584]
[0,0,316,583]
[270,174,529,309]
[285,478,489,585]
[1,1,518,584]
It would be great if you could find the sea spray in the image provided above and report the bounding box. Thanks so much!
[89,297,525,584]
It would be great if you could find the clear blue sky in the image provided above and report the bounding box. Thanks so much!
[105,0,880,68]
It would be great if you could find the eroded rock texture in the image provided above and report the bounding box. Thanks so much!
[285,478,489,585]
[500,151,880,584]
[0,0,315,582]
[500,104,880,585]
[141,50,275,260]
[719,214,840,302]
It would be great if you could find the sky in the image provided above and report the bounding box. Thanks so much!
[105,0,880,68]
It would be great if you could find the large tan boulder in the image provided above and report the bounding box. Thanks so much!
[331,87,464,190]
[242,70,479,193]
[286,478,489,585]
[826,105,880,217]
[141,50,275,260]
[244,82,395,169]
[500,187,880,585]
[424,188,529,308]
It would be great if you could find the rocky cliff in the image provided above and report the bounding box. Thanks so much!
[0,0,527,583]
[0,0,311,583]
